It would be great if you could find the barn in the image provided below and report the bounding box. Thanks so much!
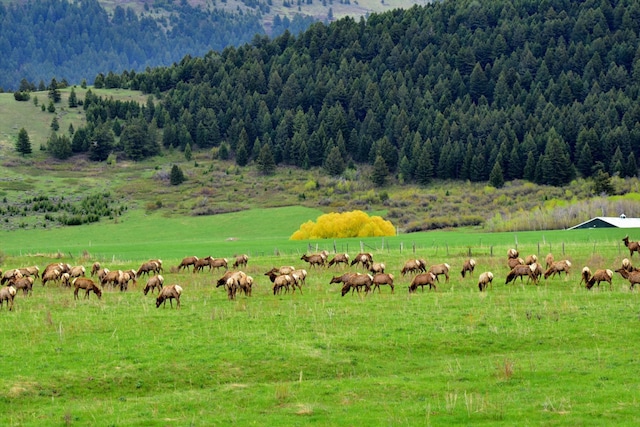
[568,216,640,230]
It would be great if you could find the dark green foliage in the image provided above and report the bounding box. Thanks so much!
[89,124,115,161]
[68,87,78,108]
[324,145,345,176]
[592,170,614,195]
[50,116,59,131]
[170,164,186,185]
[371,155,389,187]
[13,91,30,101]
[48,79,61,103]
[184,143,192,161]
[47,132,72,159]
[120,117,159,161]
[489,159,505,188]
[257,143,276,175]
[15,128,31,155]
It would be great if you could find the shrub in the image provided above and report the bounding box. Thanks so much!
[290,210,395,239]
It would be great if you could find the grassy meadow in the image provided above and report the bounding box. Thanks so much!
[2,210,640,425]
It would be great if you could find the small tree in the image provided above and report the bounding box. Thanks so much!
[257,143,276,175]
[371,155,389,186]
[489,160,505,188]
[50,116,60,131]
[324,145,345,176]
[68,87,78,108]
[15,128,32,155]
[170,164,185,185]
[184,142,192,161]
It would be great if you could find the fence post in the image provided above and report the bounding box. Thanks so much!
[400,242,403,254]
[360,241,364,253]
[333,240,337,253]
[562,242,565,255]
[412,242,416,254]
[468,247,472,257]
[537,242,540,256]
[490,246,493,257]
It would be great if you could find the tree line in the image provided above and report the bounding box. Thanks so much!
[0,0,314,91]
[32,0,640,188]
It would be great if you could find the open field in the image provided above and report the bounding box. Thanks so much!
[2,218,640,425]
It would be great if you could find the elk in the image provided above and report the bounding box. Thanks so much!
[177,256,199,272]
[507,248,519,259]
[329,272,357,285]
[341,273,373,296]
[300,253,325,268]
[73,277,102,300]
[585,269,614,290]
[623,236,640,257]
[17,266,40,279]
[156,285,183,308]
[615,268,640,289]
[460,259,476,278]
[368,262,385,274]
[371,273,394,293]
[327,253,350,268]
[0,286,17,311]
[408,272,437,293]
[11,276,34,296]
[428,263,450,283]
[91,262,101,277]
[545,253,554,269]
[208,257,229,272]
[477,272,494,291]
[350,253,373,270]
[401,259,426,276]
[506,264,537,285]
[524,255,538,265]
[544,260,572,279]
[232,254,249,269]
[137,260,162,277]
[144,275,164,295]
[507,257,525,270]
[580,266,591,287]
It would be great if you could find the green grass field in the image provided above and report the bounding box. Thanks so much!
[2,211,640,425]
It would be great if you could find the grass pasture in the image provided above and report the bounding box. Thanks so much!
[2,217,640,425]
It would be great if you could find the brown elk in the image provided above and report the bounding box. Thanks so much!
[408,272,437,293]
[615,268,640,289]
[327,253,350,268]
[579,267,592,287]
[341,273,373,296]
[585,269,614,290]
[232,254,249,269]
[11,276,34,296]
[623,236,640,257]
[507,248,519,259]
[507,257,525,270]
[69,265,86,278]
[137,260,162,277]
[329,272,357,285]
[428,263,450,283]
[156,284,183,308]
[42,269,62,286]
[193,256,213,273]
[368,262,385,274]
[272,274,296,295]
[350,253,373,269]
[91,262,101,277]
[101,270,124,288]
[524,255,538,265]
[460,259,476,278]
[372,273,394,293]
[1,269,23,285]
[17,266,40,279]
[73,277,102,300]
[477,272,494,291]
[545,253,554,269]
[0,286,17,311]
[177,256,199,272]
[401,259,426,276]
[209,258,229,271]
[530,262,544,282]
[144,275,164,295]
[544,260,572,279]
[301,254,326,268]
[506,264,537,285]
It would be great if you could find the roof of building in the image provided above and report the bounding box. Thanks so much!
[568,216,640,230]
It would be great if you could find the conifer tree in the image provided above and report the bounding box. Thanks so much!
[170,164,185,185]
[489,159,505,188]
[324,145,345,176]
[371,155,389,187]
[16,128,32,155]
[257,143,276,175]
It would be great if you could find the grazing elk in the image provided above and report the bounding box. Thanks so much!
[329,272,357,285]
[156,284,183,308]
[91,262,101,277]
[73,277,102,300]
[272,274,296,295]
[144,275,164,295]
[530,262,544,283]
[232,254,249,269]
[507,248,519,259]
[615,268,640,289]
[585,269,614,290]
[1,269,23,285]
[524,255,538,265]
[327,253,350,268]
[428,263,450,283]
[401,259,426,276]
[544,260,572,279]
[478,272,494,291]
[137,260,162,277]
[622,236,640,258]
[372,273,394,293]
[408,272,437,293]
[341,273,373,296]
[301,253,326,268]
[17,266,40,279]
[177,256,199,272]
[507,257,525,270]
[460,259,476,278]
[580,266,592,287]
[350,253,373,270]
[506,264,537,285]
[11,276,34,296]
[545,253,554,269]
[368,262,385,274]
[0,286,17,311]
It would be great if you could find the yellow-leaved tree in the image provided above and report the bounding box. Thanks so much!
[290,210,396,240]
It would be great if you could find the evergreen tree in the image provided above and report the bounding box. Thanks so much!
[324,145,345,176]
[577,142,594,177]
[540,130,575,186]
[257,143,276,175]
[236,139,249,166]
[398,155,412,183]
[47,100,55,113]
[170,164,186,185]
[625,152,638,177]
[184,142,192,161]
[68,87,77,108]
[50,116,59,131]
[48,78,61,103]
[47,132,72,159]
[489,159,505,188]
[89,124,114,161]
[592,169,614,195]
[415,146,434,185]
[15,127,31,155]
[371,155,389,187]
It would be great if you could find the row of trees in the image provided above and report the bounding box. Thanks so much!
[24,0,640,189]
[0,0,316,91]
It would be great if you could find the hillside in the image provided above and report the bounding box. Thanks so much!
[2,0,640,234]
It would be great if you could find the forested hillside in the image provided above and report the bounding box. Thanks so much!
[15,0,640,191]
[0,0,314,91]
